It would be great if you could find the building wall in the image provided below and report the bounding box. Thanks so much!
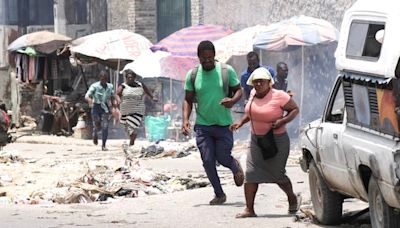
[0,26,18,109]
[89,0,108,33]
[106,0,358,42]
[107,0,157,42]
[191,0,203,25]
[134,0,157,43]
[107,0,135,31]
[202,0,357,31]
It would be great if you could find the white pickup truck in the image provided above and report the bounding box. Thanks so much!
[299,0,400,227]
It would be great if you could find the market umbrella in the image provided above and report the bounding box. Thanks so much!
[8,30,72,54]
[151,24,233,81]
[70,29,153,70]
[253,15,339,127]
[214,24,270,63]
[253,15,338,51]
[121,51,189,107]
[121,51,171,78]
[151,24,233,57]
[121,50,198,82]
[70,29,153,90]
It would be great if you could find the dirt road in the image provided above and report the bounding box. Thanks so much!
[0,136,370,227]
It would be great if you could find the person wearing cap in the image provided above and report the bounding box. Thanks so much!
[230,67,301,218]
[116,69,155,146]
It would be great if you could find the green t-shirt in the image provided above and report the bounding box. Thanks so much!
[185,63,240,126]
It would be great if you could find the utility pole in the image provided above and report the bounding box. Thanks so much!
[53,0,67,35]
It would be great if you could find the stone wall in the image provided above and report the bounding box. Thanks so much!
[134,0,157,43]
[203,0,357,31]
[107,0,135,31]
[107,0,156,42]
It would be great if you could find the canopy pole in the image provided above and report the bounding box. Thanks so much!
[116,59,121,92]
[169,77,172,104]
[299,46,305,130]
[258,48,262,64]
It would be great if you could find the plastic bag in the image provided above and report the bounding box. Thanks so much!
[144,115,170,142]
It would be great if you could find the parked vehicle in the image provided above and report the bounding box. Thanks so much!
[300,0,400,227]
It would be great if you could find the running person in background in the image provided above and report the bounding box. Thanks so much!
[116,69,155,146]
[85,71,116,151]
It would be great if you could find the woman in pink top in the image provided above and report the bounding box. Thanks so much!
[230,67,300,218]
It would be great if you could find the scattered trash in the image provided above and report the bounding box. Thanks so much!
[0,175,13,182]
[0,196,11,205]
[175,150,190,158]
[53,188,94,204]
[0,151,25,163]
[0,138,245,205]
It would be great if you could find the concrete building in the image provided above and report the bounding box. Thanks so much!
[106,0,358,42]
[107,0,193,43]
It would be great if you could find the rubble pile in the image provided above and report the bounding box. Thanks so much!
[124,141,197,159]
[0,147,209,205]
[0,151,25,164]
[18,115,37,132]
[50,163,210,204]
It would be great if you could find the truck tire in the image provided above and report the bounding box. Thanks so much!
[368,177,400,228]
[309,160,343,224]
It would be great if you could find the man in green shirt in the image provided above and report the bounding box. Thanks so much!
[182,40,244,205]
[85,71,116,151]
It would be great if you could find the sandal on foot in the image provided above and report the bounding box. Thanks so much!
[235,212,257,218]
[288,193,302,214]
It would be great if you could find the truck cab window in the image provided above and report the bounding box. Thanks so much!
[326,84,345,123]
[346,21,384,61]
[395,58,400,78]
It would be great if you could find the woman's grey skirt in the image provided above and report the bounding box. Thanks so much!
[245,132,291,183]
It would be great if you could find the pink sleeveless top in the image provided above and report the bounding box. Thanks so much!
[245,88,290,135]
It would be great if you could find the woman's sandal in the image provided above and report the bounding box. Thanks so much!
[235,212,257,218]
[288,193,302,214]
